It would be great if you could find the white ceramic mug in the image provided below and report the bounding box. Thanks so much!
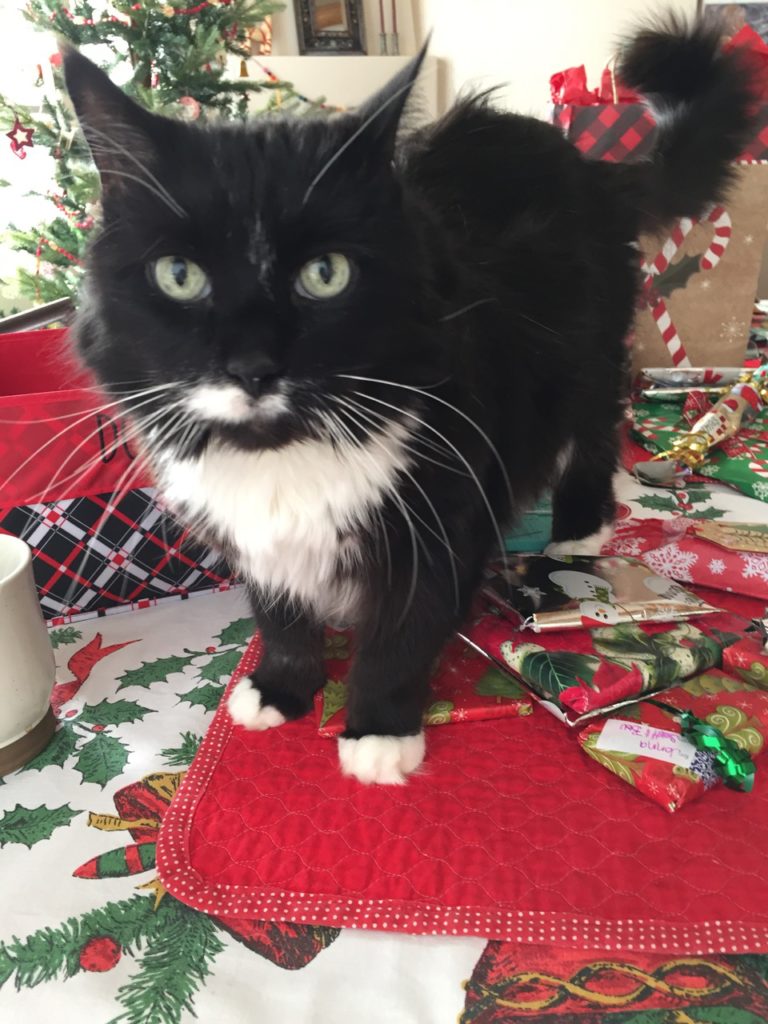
[0,535,56,775]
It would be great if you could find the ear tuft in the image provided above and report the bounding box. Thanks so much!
[62,47,162,196]
[355,38,430,149]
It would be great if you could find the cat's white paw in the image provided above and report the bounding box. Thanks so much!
[338,732,425,785]
[545,523,614,558]
[227,678,286,730]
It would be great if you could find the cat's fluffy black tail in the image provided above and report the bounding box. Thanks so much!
[615,16,756,230]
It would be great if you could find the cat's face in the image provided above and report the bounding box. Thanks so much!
[65,48,437,453]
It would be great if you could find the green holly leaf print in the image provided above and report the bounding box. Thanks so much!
[0,804,81,848]
[592,622,718,688]
[216,618,253,648]
[117,654,196,691]
[197,648,242,684]
[320,679,347,728]
[74,733,130,788]
[48,626,83,649]
[693,505,727,520]
[80,699,154,727]
[653,252,701,297]
[635,494,679,514]
[474,667,526,700]
[161,732,203,768]
[19,726,79,772]
[708,627,743,650]
[503,643,600,698]
[581,733,641,787]
[179,682,226,712]
[687,488,714,504]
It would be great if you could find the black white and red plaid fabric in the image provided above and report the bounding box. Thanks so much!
[0,487,235,620]
[552,102,768,163]
[552,103,656,162]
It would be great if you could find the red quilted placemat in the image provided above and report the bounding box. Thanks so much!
[157,635,768,954]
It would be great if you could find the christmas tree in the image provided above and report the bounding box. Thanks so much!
[0,1,302,306]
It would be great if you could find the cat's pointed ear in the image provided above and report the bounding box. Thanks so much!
[61,44,162,194]
[355,38,430,150]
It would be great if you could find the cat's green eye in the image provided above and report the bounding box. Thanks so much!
[295,253,351,300]
[152,256,211,302]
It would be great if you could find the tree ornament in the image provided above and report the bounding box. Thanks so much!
[6,116,35,160]
[177,95,201,121]
[78,935,122,972]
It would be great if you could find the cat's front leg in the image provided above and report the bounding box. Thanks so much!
[227,588,326,731]
[338,605,455,785]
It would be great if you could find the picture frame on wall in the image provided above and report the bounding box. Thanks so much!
[293,0,366,54]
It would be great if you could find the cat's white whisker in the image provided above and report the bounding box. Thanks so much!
[439,298,497,322]
[302,67,435,205]
[331,396,461,611]
[341,393,470,477]
[83,125,187,218]
[23,393,181,507]
[0,382,179,496]
[324,405,422,625]
[58,444,147,614]
[323,410,393,587]
[338,373,515,510]
[350,389,509,570]
[55,401,191,613]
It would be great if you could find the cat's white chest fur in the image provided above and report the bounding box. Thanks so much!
[158,424,411,622]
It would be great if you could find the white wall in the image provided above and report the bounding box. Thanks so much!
[412,0,698,117]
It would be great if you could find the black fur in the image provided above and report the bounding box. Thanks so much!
[63,16,755,751]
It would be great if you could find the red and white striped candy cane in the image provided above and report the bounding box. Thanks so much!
[640,204,732,366]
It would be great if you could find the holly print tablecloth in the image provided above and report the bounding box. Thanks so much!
[2,469,768,1023]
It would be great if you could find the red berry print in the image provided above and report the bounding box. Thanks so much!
[205,646,217,654]
[91,725,105,732]
[79,935,122,972]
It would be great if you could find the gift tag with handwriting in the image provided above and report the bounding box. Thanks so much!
[595,718,697,768]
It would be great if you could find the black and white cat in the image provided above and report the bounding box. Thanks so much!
[63,16,754,783]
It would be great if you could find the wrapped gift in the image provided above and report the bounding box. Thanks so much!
[578,669,768,811]
[631,392,768,502]
[315,631,533,737]
[606,518,768,599]
[482,554,719,631]
[461,606,744,725]
[724,634,768,688]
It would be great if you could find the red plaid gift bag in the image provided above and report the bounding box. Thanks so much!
[0,329,235,621]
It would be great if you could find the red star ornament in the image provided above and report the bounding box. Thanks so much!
[7,117,35,160]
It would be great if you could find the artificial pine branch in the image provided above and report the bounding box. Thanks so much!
[111,900,226,1024]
